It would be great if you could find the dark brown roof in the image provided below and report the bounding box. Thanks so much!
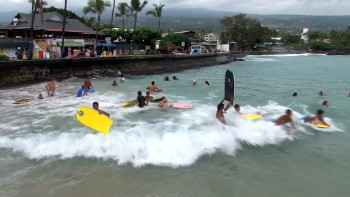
[1,12,96,34]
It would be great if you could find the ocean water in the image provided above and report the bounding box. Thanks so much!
[0,54,349,197]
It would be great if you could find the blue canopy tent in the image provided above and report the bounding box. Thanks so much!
[96,43,118,52]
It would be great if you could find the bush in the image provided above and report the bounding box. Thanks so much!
[0,55,9,61]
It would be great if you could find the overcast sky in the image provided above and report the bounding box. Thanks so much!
[3,0,350,15]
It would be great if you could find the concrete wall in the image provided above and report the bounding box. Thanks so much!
[0,53,243,87]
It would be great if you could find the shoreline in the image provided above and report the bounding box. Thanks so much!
[0,51,328,89]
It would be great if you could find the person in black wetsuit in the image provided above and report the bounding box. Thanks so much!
[137,91,147,108]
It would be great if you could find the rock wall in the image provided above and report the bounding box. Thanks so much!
[0,53,243,87]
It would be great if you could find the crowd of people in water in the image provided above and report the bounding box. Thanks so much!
[35,74,349,134]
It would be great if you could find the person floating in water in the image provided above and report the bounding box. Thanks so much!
[173,76,179,80]
[92,102,110,117]
[164,76,170,81]
[84,75,93,90]
[274,109,298,133]
[304,109,329,127]
[38,93,43,99]
[234,104,242,114]
[145,91,153,102]
[192,80,197,86]
[318,91,324,96]
[137,91,147,108]
[322,100,330,107]
[158,96,168,107]
[216,97,235,124]
[111,81,118,86]
[45,79,56,97]
[146,81,162,93]
[292,92,298,97]
[120,74,126,83]
[204,81,210,87]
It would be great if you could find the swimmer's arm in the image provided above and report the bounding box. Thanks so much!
[224,97,235,111]
[99,110,110,117]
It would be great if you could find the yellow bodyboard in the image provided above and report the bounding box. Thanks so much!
[314,123,330,128]
[76,106,113,134]
[13,99,33,104]
[122,100,137,107]
[240,113,262,120]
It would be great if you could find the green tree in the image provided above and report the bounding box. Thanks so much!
[115,2,130,29]
[330,27,350,50]
[83,0,112,40]
[159,33,190,52]
[281,34,302,45]
[220,14,273,50]
[146,3,165,37]
[134,27,158,48]
[128,0,148,54]
[307,31,328,41]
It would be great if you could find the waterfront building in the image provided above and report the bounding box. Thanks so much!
[0,12,105,59]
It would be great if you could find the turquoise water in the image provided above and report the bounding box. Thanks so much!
[0,54,349,196]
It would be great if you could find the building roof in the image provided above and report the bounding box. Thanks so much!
[1,12,96,34]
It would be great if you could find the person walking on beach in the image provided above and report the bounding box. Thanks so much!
[92,102,110,117]
[45,79,56,97]
[274,109,298,133]
[216,97,235,124]
[146,81,162,93]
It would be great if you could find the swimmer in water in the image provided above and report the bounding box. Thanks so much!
[204,81,210,87]
[322,100,330,107]
[274,109,298,133]
[216,97,235,124]
[304,109,330,127]
[92,102,110,117]
[146,81,162,93]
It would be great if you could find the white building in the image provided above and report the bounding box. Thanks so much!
[301,28,309,41]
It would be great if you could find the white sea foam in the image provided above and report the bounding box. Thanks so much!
[0,79,342,167]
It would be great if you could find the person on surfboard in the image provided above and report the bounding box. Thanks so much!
[146,81,162,93]
[216,97,235,124]
[92,102,110,117]
[274,109,298,133]
[304,109,330,126]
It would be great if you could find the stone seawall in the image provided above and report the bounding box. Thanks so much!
[0,53,244,87]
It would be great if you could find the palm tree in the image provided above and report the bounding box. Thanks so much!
[128,0,148,54]
[28,0,45,59]
[83,0,111,41]
[29,0,48,13]
[115,2,130,30]
[110,0,116,25]
[60,0,68,58]
[146,3,165,37]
